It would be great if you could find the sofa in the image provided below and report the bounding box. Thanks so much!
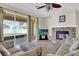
[0,40,42,56]
[0,40,21,55]
[46,38,79,56]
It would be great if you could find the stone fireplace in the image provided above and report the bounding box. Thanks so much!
[52,27,76,40]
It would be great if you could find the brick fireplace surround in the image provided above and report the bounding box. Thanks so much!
[52,27,76,40]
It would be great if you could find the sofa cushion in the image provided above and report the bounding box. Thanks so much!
[20,42,38,51]
[65,38,77,45]
[12,51,24,56]
[56,43,71,56]
[20,47,42,56]
[0,40,14,49]
[12,47,42,56]
[65,49,79,56]
[20,44,31,51]
[8,47,21,55]
[0,44,11,56]
[69,40,79,52]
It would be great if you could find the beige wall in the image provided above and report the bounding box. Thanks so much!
[39,18,48,29]
[47,10,76,36]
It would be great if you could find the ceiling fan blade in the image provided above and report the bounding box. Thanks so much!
[52,3,61,8]
[37,5,46,9]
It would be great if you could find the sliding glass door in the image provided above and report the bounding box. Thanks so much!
[3,10,15,40]
[3,9,29,46]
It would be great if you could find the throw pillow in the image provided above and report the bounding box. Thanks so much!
[69,40,79,52]
[0,53,2,56]
[0,44,11,56]
[20,44,31,51]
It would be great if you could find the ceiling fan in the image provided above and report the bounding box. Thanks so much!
[36,3,62,11]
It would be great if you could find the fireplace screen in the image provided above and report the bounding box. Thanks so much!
[56,31,69,40]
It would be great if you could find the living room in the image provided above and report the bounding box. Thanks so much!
[0,3,79,56]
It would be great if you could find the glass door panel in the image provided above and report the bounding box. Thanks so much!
[3,20,15,37]
[3,10,15,41]
[14,14,28,45]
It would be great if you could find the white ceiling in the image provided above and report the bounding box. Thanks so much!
[1,3,79,18]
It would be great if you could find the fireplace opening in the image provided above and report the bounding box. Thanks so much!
[56,31,69,40]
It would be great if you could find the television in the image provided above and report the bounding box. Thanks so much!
[39,29,48,35]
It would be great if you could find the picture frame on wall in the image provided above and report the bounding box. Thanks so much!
[59,15,65,22]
